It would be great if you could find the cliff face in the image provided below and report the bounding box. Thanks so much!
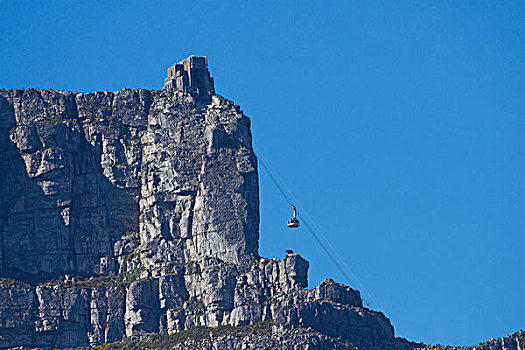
[0,85,258,281]
[0,58,519,350]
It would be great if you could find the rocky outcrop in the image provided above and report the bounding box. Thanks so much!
[82,322,359,350]
[0,57,520,350]
[139,92,259,269]
[415,331,525,350]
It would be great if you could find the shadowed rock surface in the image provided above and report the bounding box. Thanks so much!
[0,57,521,350]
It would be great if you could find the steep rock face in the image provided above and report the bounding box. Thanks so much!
[0,85,258,282]
[139,93,259,268]
[0,88,147,280]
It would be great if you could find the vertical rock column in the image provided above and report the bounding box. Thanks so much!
[139,93,259,268]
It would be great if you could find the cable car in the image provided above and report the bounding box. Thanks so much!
[287,204,300,228]
[287,217,299,228]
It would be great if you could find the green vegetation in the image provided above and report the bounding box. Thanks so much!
[0,278,31,288]
[42,274,126,289]
[41,266,143,290]
[150,89,161,97]
[66,321,273,350]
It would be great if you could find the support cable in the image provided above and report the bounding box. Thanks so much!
[256,153,413,350]
[232,132,410,349]
[258,157,358,288]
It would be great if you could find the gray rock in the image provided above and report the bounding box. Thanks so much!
[125,279,160,336]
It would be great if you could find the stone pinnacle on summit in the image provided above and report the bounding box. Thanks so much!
[163,55,215,101]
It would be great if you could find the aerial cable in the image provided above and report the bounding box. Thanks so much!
[233,133,407,344]
[231,133,410,349]
[301,219,356,287]
[253,144,380,307]
[258,155,381,300]
[257,157,295,205]
[255,153,412,350]
[257,155,358,287]
[215,118,375,308]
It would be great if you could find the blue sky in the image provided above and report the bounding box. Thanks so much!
[1,0,524,346]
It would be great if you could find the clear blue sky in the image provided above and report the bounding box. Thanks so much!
[1,1,523,346]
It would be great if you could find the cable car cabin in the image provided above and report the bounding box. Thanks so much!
[287,204,299,228]
[287,218,300,228]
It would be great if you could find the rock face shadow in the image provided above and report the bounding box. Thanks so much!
[0,90,141,284]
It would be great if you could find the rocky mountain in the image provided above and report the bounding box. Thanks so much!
[0,56,520,350]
